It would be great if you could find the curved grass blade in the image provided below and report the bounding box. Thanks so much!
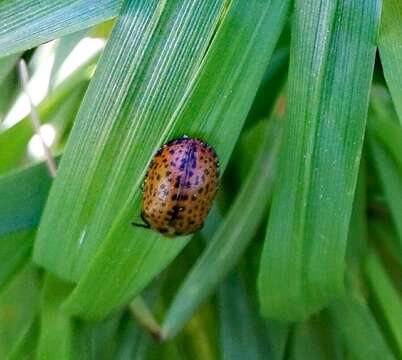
[0,0,122,58]
[7,317,39,360]
[36,275,74,360]
[49,29,89,90]
[0,229,34,292]
[378,0,402,125]
[59,0,290,320]
[162,119,282,339]
[0,265,39,359]
[365,250,402,358]
[369,87,402,170]
[219,273,275,360]
[369,138,402,248]
[329,283,395,360]
[0,54,20,85]
[258,0,380,320]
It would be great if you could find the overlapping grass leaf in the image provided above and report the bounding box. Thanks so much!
[0,0,122,57]
[258,0,380,320]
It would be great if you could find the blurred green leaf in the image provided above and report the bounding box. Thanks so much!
[219,273,276,360]
[378,0,402,125]
[0,0,122,57]
[162,119,282,338]
[369,87,402,170]
[0,162,54,237]
[0,230,34,292]
[329,284,395,360]
[0,54,20,84]
[7,317,39,360]
[290,315,343,360]
[365,250,402,358]
[49,29,89,90]
[346,160,368,263]
[114,314,150,360]
[258,0,380,320]
[369,138,402,247]
[34,0,290,320]
[0,266,39,359]
[0,55,94,174]
[37,275,74,360]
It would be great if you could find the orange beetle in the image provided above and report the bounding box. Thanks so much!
[133,136,219,236]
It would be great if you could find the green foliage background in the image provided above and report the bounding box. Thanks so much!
[0,0,401,359]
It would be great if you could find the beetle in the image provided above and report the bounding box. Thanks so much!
[132,136,219,236]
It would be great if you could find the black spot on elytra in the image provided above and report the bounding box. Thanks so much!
[175,176,181,189]
[169,149,175,155]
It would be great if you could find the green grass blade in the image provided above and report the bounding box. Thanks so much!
[219,274,275,360]
[34,0,289,320]
[36,275,74,360]
[49,29,88,90]
[162,119,282,339]
[346,160,368,263]
[258,0,380,320]
[329,285,395,360]
[369,87,402,170]
[0,163,54,237]
[0,230,34,292]
[34,0,225,280]
[369,138,402,246]
[0,266,39,359]
[378,0,402,125]
[7,317,39,360]
[365,250,402,358]
[0,54,20,85]
[0,0,122,57]
[290,316,343,360]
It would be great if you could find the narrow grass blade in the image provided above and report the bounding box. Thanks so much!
[290,316,343,360]
[329,285,394,360]
[258,0,380,320]
[0,229,34,292]
[162,119,282,339]
[0,54,20,85]
[35,0,290,320]
[346,160,368,263]
[369,87,402,170]
[378,0,402,124]
[7,317,39,360]
[219,274,275,360]
[369,138,402,246]
[49,29,88,90]
[0,0,122,57]
[114,315,150,360]
[0,266,39,359]
[370,220,402,267]
[365,250,402,358]
[37,275,74,360]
